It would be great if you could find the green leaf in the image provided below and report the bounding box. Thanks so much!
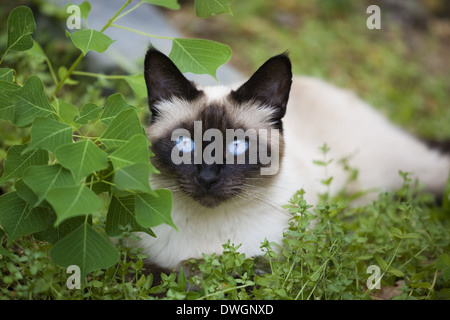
[10,76,55,127]
[114,163,153,194]
[27,40,47,61]
[67,29,114,56]
[142,0,180,10]
[0,192,52,245]
[436,254,450,269]
[105,194,155,237]
[0,144,48,184]
[100,109,144,149]
[22,164,76,204]
[402,232,420,239]
[6,6,36,52]
[50,223,119,280]
[53,99,79,125]
[74,102,101,124]
[100,93,135,125]
[410,282,432,289]
[195,0,233,18]
[109,134,153,170]
[58,66,78,85]
[123,74,147,99]
[46,184,102,225]
[374,254,388,270]
[443,268,450,282]
[0,80,19,122]
[169,38,232,80]
[389,227,403,239]
[0,244,17,259]
[0,68,14,82]
[135,189,175,230]
[387,266,405,277]
[15,179,40,207]
[55,140,108,181]
[24,117,73,153]
[34,216,85,245]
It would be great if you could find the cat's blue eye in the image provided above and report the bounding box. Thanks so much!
[175,136,195,153]
[227,139,248,156]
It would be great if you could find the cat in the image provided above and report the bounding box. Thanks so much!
[133,47,450,272]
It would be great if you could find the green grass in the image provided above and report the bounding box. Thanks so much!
[2,167,450,300]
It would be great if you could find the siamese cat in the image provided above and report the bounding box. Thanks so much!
[135,47,450,271]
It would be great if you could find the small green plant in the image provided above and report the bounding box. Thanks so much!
[0,0,233,284]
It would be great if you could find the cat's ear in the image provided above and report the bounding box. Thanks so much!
[231,53,292,120]
[144,47,201,117]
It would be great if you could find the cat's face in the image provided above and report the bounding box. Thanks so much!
[144,48,292,208]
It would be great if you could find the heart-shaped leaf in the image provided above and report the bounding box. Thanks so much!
[10,76,55,127]
[169,38,231,80]
[0,144,48,184]
[24,117,73,153]
[22,164,76,204]
[114,163,153,194]
[46,184,102,225]
[0,192,52,245]
[135,189,176,230]
[100,93,135,126]
[50,222,119,280]
[55,140,108,181]
[109,134,152,170]
[67,28,114,56]
[74,102,101,124]
[105,194,155,237]
[6,6,36,52]
[100,109,144,150]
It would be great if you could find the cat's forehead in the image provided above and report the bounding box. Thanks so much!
[147,84,277,141]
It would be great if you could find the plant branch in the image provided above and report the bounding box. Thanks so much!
[114,0,144,22]
[110,24,173,40]
[72,70,128,79]
[50,0,133,100]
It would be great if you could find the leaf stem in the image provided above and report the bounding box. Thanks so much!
[114,0,144,22]
[50,53,83,101]
[109,24,174,40]
[100,0,133,33]
[0,49,9,66]
[196,283,254,300]
[72,70,128,79]
[45,56,59,86]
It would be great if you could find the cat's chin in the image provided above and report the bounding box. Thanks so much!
[192,194,228,208]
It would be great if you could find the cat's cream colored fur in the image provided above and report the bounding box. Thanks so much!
[136,76,450,271]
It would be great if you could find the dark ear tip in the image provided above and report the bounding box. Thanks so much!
[270,52,292,74]
[144,46,166,69]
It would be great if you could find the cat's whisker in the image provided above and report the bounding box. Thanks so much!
[241,183,286,201]
[238,189,289,216]
[244,177,295,193]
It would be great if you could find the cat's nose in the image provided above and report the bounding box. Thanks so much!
[198,165,220,189]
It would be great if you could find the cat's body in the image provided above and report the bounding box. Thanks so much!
[134,48,450,271]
